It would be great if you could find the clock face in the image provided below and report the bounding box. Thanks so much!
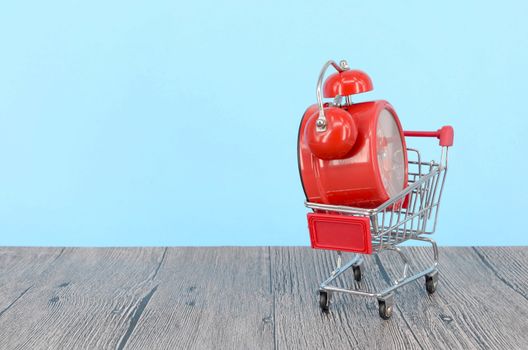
[376,109,405,198]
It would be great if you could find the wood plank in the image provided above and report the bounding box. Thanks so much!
[0,248,63,319]
[376,246,528,349]
[271,247,422,350]
[0,247,527,350]
[0,247,165,350]
[123,247,274,350]
[472,247,528,299]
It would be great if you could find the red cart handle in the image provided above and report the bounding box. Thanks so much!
[404,125,454,147]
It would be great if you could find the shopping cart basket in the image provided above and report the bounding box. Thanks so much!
[306,127,454,319]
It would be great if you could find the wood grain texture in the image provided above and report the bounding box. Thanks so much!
[0,246,527,350]
[123,247,274,350]
[376,247,528,350]
[0,248,63,320]
[472,247,528,299]
[0,247,165,350]
[271,247,421,350]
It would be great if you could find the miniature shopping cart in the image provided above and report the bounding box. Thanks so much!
[306,128,454,319]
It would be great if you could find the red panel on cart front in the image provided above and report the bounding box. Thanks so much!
[308,213,372,254]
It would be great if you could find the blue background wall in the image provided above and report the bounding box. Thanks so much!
[1,1,526,246]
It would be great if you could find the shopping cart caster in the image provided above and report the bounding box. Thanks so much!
[377,294,394,320]
[319,290,331,311]
[352,264,362,282]
[425,271,439,294]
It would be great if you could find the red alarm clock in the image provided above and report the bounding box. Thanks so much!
[298,60,408,208]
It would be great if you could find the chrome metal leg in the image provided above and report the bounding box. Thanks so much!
[318,236,440,309]
[412,236,439,269]
[385,246,410,284]
[332,251,343,276]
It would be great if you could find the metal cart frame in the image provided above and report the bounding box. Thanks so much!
[306,142,451,319]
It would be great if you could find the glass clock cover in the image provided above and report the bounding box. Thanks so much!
[376,109,406,198]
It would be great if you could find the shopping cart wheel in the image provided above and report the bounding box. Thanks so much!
[352,264,362,282]
[425,271,439,294]
[377,294,394,320]
[319,290,331,311]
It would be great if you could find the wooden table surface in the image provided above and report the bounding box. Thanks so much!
[0,247,527,349]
